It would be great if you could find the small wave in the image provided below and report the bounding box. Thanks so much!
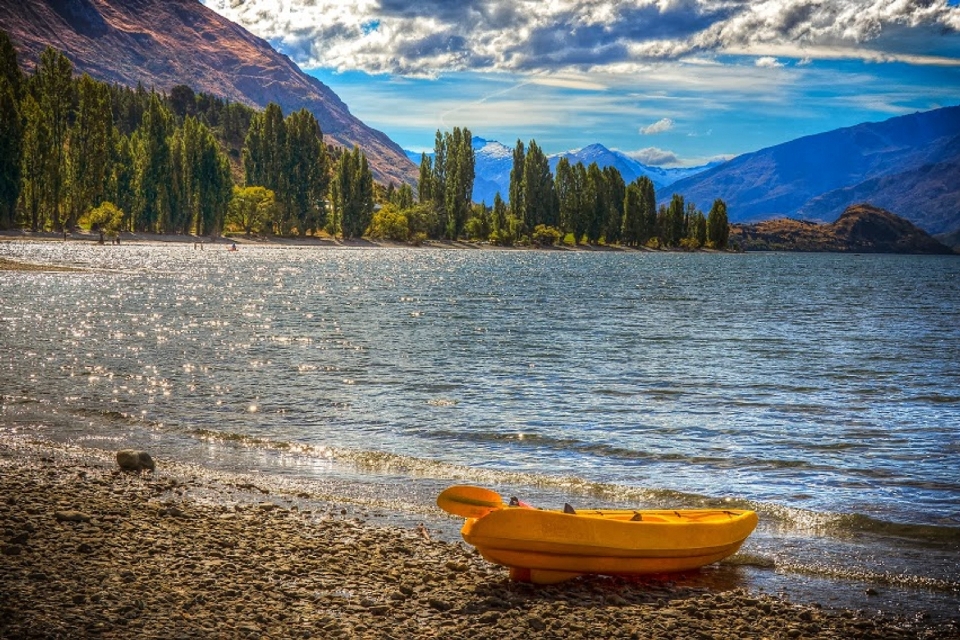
[774,561,960,594]
[171,427,960,547]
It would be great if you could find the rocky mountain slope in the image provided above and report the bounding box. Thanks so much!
[663,106,960,236]
[730,204,955,254]
[0,0,417,186]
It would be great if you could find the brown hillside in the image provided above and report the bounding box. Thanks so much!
[0,0,417,186]
[730,204,955,254]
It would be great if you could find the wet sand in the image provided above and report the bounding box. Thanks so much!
[1,438,954,639]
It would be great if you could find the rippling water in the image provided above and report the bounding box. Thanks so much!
[2,241,959,620]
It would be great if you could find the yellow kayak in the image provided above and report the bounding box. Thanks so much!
[438,485,758,584]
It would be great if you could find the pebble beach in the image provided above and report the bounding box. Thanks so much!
[2,438,956,640]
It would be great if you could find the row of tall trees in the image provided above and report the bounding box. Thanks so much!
[417,127,475,239]
[0,32,375,239]
[501,139,729,249]
[1,31,728,247]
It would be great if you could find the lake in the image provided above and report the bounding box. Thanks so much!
[2,241,958,620]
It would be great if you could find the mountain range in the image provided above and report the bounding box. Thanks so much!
[406,138,722,206]
[664,105,960,235]
[0,0,417,186]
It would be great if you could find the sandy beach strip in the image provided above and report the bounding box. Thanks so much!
[0,437,954,640]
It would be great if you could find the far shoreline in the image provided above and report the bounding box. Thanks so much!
[0,228,715,259]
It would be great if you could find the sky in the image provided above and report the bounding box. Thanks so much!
[202,0,960,167]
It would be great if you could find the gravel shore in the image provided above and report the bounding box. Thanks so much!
[1,438,955,640]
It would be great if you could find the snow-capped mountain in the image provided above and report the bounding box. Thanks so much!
[406,137,718,205]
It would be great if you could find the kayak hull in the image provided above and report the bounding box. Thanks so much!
[460,507,758,584]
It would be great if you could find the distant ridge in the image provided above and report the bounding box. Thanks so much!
[730,204,955,254]
[662,105,960,235]
[408,137,719,205]
[0,0,418,186]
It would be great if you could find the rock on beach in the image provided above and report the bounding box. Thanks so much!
[116,449,155,472]
[1,438,956,640]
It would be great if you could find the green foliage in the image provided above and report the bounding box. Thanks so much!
[417,153,433,203]
[19,92,44,231]
[491,192,508,237]
[509,140,525,220]
[84,201,124,239]
[331,146,374,239]
[68,74,113,231]
[490,214,523,246]
[419,127,474,239]
[368,202,409,241]
[391,183,414,210]
[707,198,730,249]
[0,31,23,101]
[35,47,74,231]
[132,93,173,232]
[601,166,625,245]
[228,185,275,236]
[405,202,439,239]
[463,203,491,241]
[0,75,21,229]
[521,140,557,233]
[584,162,604,244]
[531,224,562,246]
[284,108,328,237]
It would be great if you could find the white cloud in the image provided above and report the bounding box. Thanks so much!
[630,146,679,165]
[640,117,675,134]
[755,56,784,68]
[201,0,960,76]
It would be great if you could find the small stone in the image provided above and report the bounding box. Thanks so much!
[1,544,23,556]
[77,542,94,554]
[528,616,547,631]
[428,598,452,612]
[55,510,92,523]
[8,532,29,545]
[116,450,155,472]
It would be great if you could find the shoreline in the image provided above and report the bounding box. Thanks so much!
[0,229,676,254]
[2,437,954,639]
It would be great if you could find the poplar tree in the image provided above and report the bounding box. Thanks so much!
[109,132,135,230]
[622,180,642,247]
[417,153,433,203]
[0,32,22,228]
[242,103,287,233]
[707,198,729,249]
[492,192,507,236]
[554,157,574,237]
[640,175,657,244]
[602,166,625,244]
[333,146,374,239]
[509,139,524,218]
[443,126,474,239]
[431,130,447,237]
[68,74,113,229]
[35,47,74,232]
[665,194,685,247]
[0,31,22,100]
[132,93,173,232]
[19,93,45,231]
[521,140,556,231]
[571,162,588,243]
[0,75,20,229]
[584,162,604,243]
[284,108,328,236]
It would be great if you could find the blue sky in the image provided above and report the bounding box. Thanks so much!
[203,0,960,167]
